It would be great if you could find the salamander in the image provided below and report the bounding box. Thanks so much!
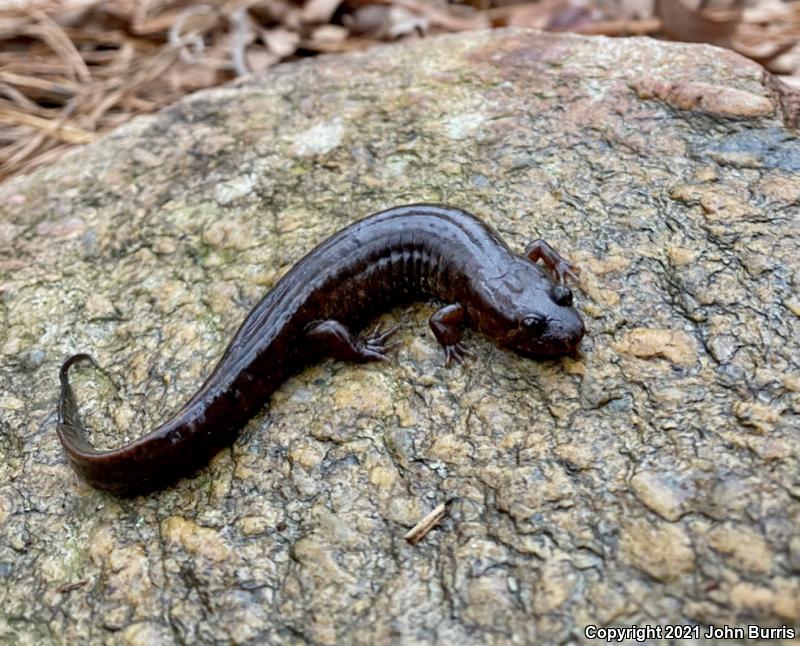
[58,204,585,495]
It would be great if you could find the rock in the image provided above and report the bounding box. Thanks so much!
[789,535,800,572]
[1,28,798,643]
[615,328,697,366]
[728,581,800,621]
[161,516,231,562]
[706,523,773,574]
[630,469,694,521]
[619,519,695,582]
[633,79,775,119]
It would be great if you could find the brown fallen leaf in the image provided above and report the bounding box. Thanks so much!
[301,0,343,24]
[261,27,300,58]
[569,17,661,37]
[656,0,741,45]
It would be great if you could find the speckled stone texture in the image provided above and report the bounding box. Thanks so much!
[1,29,798,645]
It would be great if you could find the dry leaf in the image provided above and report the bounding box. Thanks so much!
[656,0,740,45]
[343,5,390,36]
[245,46,280,73]
[301,0,343,24]
[261,27,300,57]
[310,23,349,43]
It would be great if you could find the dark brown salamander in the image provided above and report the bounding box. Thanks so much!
[58,204,585,495]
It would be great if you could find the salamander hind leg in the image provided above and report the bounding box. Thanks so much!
[523,239,580,284]
[429,303,474,366]
[306,320,400,362]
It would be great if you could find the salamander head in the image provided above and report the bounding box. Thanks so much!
[478,257,585,358]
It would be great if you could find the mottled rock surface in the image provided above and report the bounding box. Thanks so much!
[1,29,799,644]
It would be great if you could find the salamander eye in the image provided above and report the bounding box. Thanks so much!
[552,284,573,307]
[521,314,547,336]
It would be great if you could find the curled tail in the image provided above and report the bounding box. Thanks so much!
[57,354,99,454]
[57,354,194,495]
[56,353,148,493]
[56,353,249,496]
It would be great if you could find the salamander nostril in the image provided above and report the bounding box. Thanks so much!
[553,284,573,307]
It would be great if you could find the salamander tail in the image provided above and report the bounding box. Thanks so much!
[58,354,100,453]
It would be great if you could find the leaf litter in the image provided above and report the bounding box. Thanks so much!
[1,0,798,183]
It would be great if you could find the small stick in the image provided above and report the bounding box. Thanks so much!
[57,579,88,593]
[405,501,449,545]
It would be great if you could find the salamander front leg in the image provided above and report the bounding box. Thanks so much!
[524,239,580,284]
[306,320,400,362]
[429,303,474,366]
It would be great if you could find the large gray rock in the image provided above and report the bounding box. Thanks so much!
[1,28,798,644]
